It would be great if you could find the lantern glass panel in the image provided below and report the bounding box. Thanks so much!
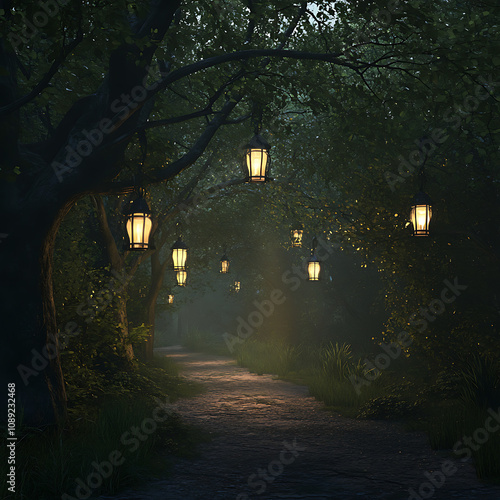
[410,204,432,236]
[246,148,268,182]
[172,247,188,270]
[308,261,320,281]
[221,259,229,273]
[168,294,174,304]
[126,213,152,250]
[176,271,187,286]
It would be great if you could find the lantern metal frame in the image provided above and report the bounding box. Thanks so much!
[410,190,433,237]
[291,222,304,248]
[242,134,271,182]
[171,237,188,271]
[124,193,153,251]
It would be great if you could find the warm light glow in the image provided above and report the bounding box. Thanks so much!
[176,270,187,286]
[172,248,187,270]
[220,257,229,273]
[291,228,304,248]
[126,213,152,250]
[234,280,241,292]
[246,148,269,182]
[168,294,174,304]
[172,238,188,270]
[410,204,432,236]
[308,260,320,281]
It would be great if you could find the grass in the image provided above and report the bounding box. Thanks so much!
[179,329,500,481]
[182,328,229,356]
[233,338,387,414]
[0,354,206,500]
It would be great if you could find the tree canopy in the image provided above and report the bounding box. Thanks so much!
[1,0,499,424]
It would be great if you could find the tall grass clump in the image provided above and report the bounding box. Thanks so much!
[0,397,200,500]
[235,339,302,376]
[307,342,382,411]
[426,354,500,480]
[0,355,204,499]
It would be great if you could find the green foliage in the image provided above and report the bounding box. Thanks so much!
[456,354,500,409]
[320,342,356,380]
[357,395,421,420]
[426,404,500,479]
[0,358,204,499]
[234,338,303,377]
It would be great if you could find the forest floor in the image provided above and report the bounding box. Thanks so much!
[97,346,500,500]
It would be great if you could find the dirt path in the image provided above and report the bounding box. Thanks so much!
[98,347,500,500]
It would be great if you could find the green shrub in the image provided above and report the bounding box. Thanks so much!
[320,342,353,380]
[357,395,422,420]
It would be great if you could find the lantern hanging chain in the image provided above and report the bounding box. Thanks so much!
[311,236,318,255]
[175,218,183,240]
[417,136,429,192]
[251,101,264,136]
[419,168,427,192]
[135,130,148,197]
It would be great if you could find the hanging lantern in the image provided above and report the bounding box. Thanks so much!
[172,237,188,271]
[307,255,320,281]
[125,193,152,250]
[410,191,432,237]
[307,237,320,281]
[291,223,304,248]
[220,254,230,274]
[243,134,271,182]
[233,280,241,293]
[176,270,187,287]
[168,294,174,304]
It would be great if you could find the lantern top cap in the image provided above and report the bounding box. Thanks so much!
[220,253,229,262]
[308,253,319,262]
[411,190,433,205]
[291,222,304,231]
[124,195,151,215]
[172,237,188,250]
[244,134,271,151]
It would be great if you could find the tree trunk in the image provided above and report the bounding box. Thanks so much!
[143,252,169,360]
[1,205,70,425]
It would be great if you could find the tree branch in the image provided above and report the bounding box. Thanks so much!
[0,30,83,117]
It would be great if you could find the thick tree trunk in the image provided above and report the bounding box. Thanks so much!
[0,205,70,425]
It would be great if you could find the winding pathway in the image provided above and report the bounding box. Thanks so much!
[98,347,500,500]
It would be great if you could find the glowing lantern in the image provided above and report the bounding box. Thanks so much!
[220,254,230,274]
[410,191,432,236]
[291,223,304,248]
[125,194,152,250]
[172,237,188,271]
[307,237,320,281]
[307,255,320,281]
[168,294,174,304]
[244,134,271,182]
[176,270,187,287]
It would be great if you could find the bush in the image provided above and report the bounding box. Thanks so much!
[357,395,422,420]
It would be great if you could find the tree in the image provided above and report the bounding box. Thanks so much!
[3,0,491,424]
